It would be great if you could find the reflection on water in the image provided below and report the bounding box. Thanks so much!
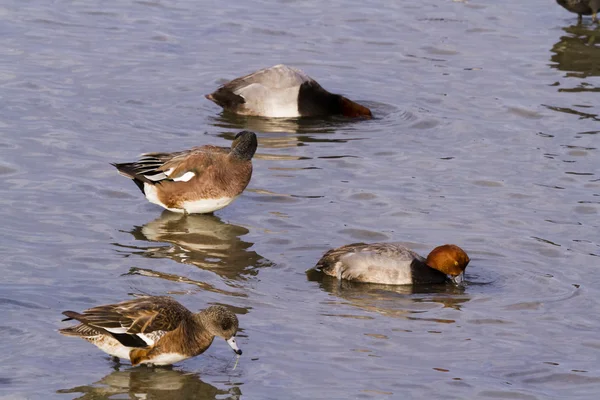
[215,125,364,158]
[123,266,246,297]
[208,113,339,134]
[546,24,600,120]
[116,212,272,280]
[207,106,383,135]
[550,24,600,80]
[307,270,470,319]
[542,104,599,121]
[57,367,241,400]
[5,0,600,397]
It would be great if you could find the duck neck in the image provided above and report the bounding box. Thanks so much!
[186,312,216,353]
[412,258,448,284]
[298,80,343,116]
[338,96,372,118]
[297,80,371,118]
[230,135,257,161]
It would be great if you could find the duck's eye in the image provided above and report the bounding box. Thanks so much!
[454,261,459,266]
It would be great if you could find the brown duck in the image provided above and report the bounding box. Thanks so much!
[112,131,257,214]
[59,296,242,366]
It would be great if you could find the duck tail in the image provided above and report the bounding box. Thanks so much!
[205,89,245,109]
[61,310,84,322]
[110,162,151,195]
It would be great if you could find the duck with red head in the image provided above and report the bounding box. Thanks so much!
[206,64,372,119]
[314,242,470,285]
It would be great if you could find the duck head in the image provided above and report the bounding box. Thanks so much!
[426,244,470,284]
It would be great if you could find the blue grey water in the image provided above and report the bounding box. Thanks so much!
[0,0,599,398]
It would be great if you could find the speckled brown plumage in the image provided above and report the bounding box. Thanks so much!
[60,296,241,366]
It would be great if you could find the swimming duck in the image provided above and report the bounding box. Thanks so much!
[205,64,372,118]
[556,0,599,22]
[112,131,257,214]
[314,243,470,285]
[59,296,242,366]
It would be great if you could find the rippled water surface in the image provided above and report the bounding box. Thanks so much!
[1,0,599,399]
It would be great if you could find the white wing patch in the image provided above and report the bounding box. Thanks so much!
[137,331,167,346]
[104,327,128,334]
[146,173,168,181]
[172,171,195,182]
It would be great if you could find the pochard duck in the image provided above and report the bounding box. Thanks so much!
[315,243,470,285]
[206,64,372,118]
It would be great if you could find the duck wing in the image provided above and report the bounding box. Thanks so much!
[316,243,424,282]
[222,64,311,92]
[62,296,192,338]
[112,145,228,184]
[206,64,313,111]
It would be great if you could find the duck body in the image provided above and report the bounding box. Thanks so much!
[112,131,257,214]
[206,64,372,119]
[59,296,242,366]
[556,0,600,21]
[315,243,470,285]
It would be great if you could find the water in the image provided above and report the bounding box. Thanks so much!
[0,0,599,398]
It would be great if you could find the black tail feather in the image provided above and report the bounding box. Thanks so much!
[132,178,145,195]
[111,162,152,195]
[206,90,245,109]
[61,310,148,348]
[62,310,82,322]
[111,162,136,179]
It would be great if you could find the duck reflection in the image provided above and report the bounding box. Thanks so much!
[214,126,361,160]
[307,270,470,318]
[550,24,600,80]
[57,367,241,400]
[208,113,346,135]
[119,212,271,281]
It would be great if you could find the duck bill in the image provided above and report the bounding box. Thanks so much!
[450,272,464,285]
[227,336,242,355]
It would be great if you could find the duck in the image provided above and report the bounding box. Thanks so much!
[59,296,242,366]
[205,64,372,119]
[314,243,470,285]
[556,0,599,22]
[112,131,257,214]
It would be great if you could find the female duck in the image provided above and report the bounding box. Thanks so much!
[206,64,372,118]
[315,243,470,285]
[112,131,257,214]
[60,296,242,366]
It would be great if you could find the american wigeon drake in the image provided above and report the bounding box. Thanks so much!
[112,131,257,214]
[59,296,242,366]
[205,64,372,118]
[315,243,470,285]
[556,0,600,22]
